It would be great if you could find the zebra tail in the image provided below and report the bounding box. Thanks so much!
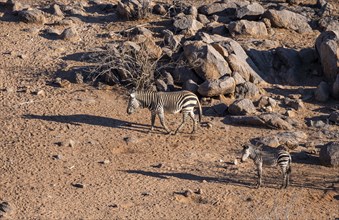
[197,97,202,123]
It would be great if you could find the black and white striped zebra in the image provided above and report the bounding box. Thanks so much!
[241,144,292,189]
[127,90,202,135]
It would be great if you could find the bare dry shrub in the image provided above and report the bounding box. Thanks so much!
[88,40,162,90]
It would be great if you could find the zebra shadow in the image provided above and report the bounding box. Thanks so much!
[124,169,338,191]
[23,114,161,134]
[124,170,255,188]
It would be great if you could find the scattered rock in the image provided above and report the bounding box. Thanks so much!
[35,90,45,96]
[60,27,79,41]
[228,98,256,115]
[0,201,12,218]
[173,15,204,36]
[236,2,265,20]
[320,142,339,167]
[75,72,84,84]
[229,20,268,37]
[197,14,210,25]
[153,4,166,15]
[329,110,339,124]
[284,109,296,118]
[183,189,194,197]
[332,75,339,99]
[18,9,46,24]
[257,96,277,110]
[72,183,85,188]
[263,9,312,33]
[117,0,151,20]
[228,113,293,130]
[309,120,327,128]
[284,98,304,110]
[183,41,232,80]
[52,155,62,160]
[52,4,64,16]
[233,159,238,165]
[196,188,203,194]
[235,82,260,99]
[99,159,110,164]
[163,29,183,51]
[314,81,330,102]
[198,76,235,97]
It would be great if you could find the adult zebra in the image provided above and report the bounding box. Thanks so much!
[127,90,202,135]
[241,144,292,189]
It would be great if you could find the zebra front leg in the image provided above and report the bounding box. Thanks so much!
[188,111,197,134]
[174,112,188,135]
[149,112,156,133]
[256,162,262,188]
[158,111,172,134]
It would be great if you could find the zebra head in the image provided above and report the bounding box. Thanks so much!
[241,144,253,162]
[127,93,140,115]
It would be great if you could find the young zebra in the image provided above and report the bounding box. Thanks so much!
[127,90,202,135]
[241,144,292,189]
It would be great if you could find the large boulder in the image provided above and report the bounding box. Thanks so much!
[198,76,235,97]
[254,131,308,149]
[333,74,339,99]
[229,20,268,37]
[183,41,232,80]
[171,67,202,85]
[236,2,265,20]
[320,142,339,167]
[263,9,312,33]
[315,30,339,82]
[228,98,256,115]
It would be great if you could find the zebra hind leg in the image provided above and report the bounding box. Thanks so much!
[158,111,172,134]
[188,111,197,134]
[256,162,262,188]
[174,112,188,135]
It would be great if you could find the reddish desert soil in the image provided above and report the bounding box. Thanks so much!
[0,0,339,219]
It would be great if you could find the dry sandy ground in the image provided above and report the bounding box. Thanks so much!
[1,0,339,219]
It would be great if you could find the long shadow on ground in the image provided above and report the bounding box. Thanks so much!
[23,114,162,133]
[124,168,338,191]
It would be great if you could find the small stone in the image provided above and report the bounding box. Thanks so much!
[285,109,296,118]
[108,204,118,208]
[52,155,62,160]
[183,189,194,197]
[196,188,203,194]
[75,72,83,84]
[202,180,207,183]
[72,183,85,188]
[36,90,45,96]
[141,192,151,196]
[60,27,79,41]
[0,202,12,213]
[5,87,15,93]
[68,139,75,148]
[99,159,110,164]
[233,159,238,165]
[153,4,166,15]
